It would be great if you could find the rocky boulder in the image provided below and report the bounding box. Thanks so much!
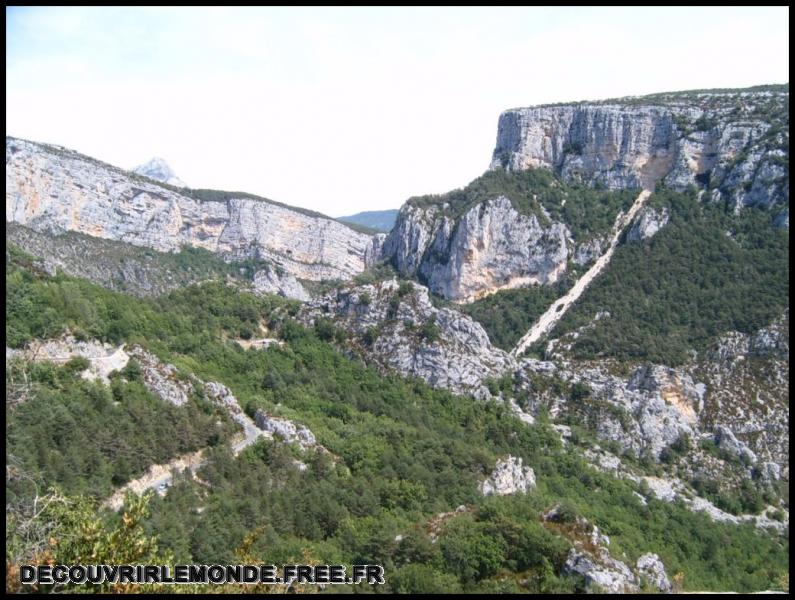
[252,266,310,301]
[627,206,669,242]
[636,553,672,593]
[480,455,536,496]
[563,549,637,594]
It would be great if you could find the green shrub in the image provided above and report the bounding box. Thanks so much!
[420,317,440,343]
[397,282,414,298]
[64,356,91,373]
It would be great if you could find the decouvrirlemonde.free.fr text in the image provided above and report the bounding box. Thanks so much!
[20,564,385,585]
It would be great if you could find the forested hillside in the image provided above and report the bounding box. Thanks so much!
[6,254,789,593]
[545,187,789,364]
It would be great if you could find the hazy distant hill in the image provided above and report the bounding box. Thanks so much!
[339,209,399,232]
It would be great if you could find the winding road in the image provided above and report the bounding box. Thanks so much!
[104,401,267,510]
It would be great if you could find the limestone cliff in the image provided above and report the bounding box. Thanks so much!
[382,196,570,302]
[6,137,381,281]
[381,87,787,304]
[491,88,789,218]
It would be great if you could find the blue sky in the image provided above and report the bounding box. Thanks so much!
[6,7,789,216]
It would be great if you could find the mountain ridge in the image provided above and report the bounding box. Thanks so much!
[6,136,383,282]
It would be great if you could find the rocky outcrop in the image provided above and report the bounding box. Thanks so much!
[254,410,319,451]
[548,508,671,593]
[516,359,703,460]
[627,206,669,242]
[635,553,672,593]
[382,197,569,302]
[128,346,194,407]
[538,312,789,480]
[252,266,310,301]
[563,549,638,594]
[6,137,379,281]
[381,197,572,303]
[300,279,515,394]
[689,311,789,478]
[714,425,758,465]
[479,455,536,496]
[490,89,789,220]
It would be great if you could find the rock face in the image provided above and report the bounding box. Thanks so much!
[517,359,702,460]
[254,410,318,451]
[6,137,380,281]
[690,311,789,478]
[635,553,672,593]
[480,455,536,496]
[490,89,789,220]
[382,197,570,302]
[132,157,187,188]
[252,266,310,302]
[128,346,194,407]
[627,206,669,242]
[563,549,638,594]
[300,279,515,394]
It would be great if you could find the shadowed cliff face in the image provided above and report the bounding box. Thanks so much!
[5,137,383,282]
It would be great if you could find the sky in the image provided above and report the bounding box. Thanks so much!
[6,7,790,217]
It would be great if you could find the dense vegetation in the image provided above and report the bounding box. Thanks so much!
[5,259,292,349]
[5,259,789,593]
[548,187,789,365]
[6,358,237,500]
[407,168,637,241]
[458,276,574,351]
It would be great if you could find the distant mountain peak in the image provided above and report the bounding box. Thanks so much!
[132,157,187,188]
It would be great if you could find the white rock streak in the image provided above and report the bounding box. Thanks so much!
[511,189,651,358]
